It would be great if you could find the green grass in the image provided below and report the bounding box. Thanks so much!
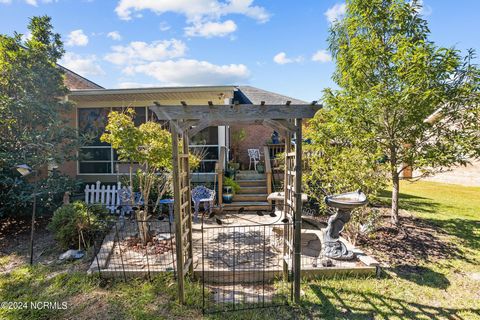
[381,181,479,265]
[1,181,479,319]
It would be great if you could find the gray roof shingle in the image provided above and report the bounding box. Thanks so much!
[235,86,307,105]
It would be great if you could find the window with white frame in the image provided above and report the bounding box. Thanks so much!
[190,126,219,173]
[77,107,146,174]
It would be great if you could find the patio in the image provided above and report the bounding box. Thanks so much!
[88,212,379,280]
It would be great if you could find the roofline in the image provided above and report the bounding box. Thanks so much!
[58,65,104,89]
[69,85,237,96]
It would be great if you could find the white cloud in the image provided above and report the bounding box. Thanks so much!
[312,50,332,63]
[107,31,122,41]
[60,52,105,76]
[65,29,89,47]
[273,52,303,65]
[122,59,250,86]
[104,39,186,65]
[115,0,270,23]
[185,20,237,38]
[159,21,171,31]
[115,0,268,38]
[324,3,346,23]
[0,0,57,4]
[412,0,432,16]
[21,31,32,43]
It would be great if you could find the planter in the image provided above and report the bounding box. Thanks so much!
[256,164,265,174]
[222,194,233,203]
[223,186,234,203]
[225,168,236,178]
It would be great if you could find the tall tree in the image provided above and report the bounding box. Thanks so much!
[0,16,82,216]
[324,0,480,226]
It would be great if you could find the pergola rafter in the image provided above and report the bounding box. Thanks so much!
[149,101,322,304]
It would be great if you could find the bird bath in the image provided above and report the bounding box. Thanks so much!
[324,190,368,260]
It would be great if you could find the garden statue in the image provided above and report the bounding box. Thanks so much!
[323,190,368,260]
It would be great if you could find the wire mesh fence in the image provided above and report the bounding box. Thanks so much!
[90,204,177,281]
[200,221,293,313]
[83,201,374,313]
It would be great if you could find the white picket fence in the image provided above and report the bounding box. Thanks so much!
[84,181,129,213]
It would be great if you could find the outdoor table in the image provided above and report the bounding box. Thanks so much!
[159,199,174,223]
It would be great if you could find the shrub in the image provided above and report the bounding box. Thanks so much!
[0,171,81,218]
[48,201,112,250]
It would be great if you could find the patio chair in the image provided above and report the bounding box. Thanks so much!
[117,188,144,217]
[247,148,261,171]
[191,185,215,223]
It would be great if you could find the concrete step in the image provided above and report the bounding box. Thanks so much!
[237,186,267,194]
[237,179,266,187]
[222,201,271,211]
[236,170,265,179]
[236,173,265,180]
[233,193,267,202]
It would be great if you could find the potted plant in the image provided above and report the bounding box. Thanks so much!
[226,161,237,179]
[223,177,240,204]
[256,162,265,174]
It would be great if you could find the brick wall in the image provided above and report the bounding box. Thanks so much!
[230,124,278,169]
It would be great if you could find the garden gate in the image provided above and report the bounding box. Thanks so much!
[200,218,294,313]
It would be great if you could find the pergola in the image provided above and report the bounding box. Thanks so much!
[149,101,322,303]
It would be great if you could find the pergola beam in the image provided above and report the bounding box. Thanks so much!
[150,103,321,121]
[263,119,296,132]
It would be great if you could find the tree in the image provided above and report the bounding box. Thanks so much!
[304,109,388,208]
[324,0,480,226]
[101,109,200,244]
[0,16,83,216]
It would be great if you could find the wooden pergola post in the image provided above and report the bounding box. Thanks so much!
[170,120,185,304]
[293,118,303,303]
[283,131,292,282]
[182,130,194,275]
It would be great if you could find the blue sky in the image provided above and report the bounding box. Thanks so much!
[0,0,479,101]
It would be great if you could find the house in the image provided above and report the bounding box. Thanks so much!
[57,67,306,187]
[401,105,480,187]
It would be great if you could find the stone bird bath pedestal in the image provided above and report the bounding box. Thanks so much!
[323,190,368,260]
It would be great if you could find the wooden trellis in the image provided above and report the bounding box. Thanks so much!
[170,120,194,303]
[151,102,321,304]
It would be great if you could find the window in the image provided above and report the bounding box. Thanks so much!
[77,107,147,174]
[77,108,223,175]
[190,127,219,173]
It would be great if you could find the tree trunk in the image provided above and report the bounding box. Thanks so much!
[391,171,400,227]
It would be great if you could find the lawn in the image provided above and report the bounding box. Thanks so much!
[0,181,479,319]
